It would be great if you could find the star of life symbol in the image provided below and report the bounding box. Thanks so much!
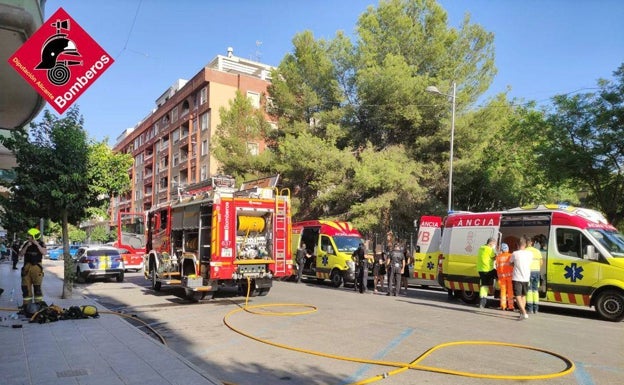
[322,255,329,266]
[564,263,584,282]
[427,261,435,271]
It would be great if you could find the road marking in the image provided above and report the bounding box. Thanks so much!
[342,327,414,384]
[574,361,595,385]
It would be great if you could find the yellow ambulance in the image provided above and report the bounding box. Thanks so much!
[439,204,624,321]
[291,220,364,287]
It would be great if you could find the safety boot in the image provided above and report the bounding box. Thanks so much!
[479,297,487,308]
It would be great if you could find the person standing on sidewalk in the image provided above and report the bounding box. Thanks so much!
[18,228,47,305]
[477,237,498,308]
[526,237,543,314]
[11,240,21,270]
[510,236,533,320]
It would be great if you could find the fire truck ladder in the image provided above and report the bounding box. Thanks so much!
[273,188,290,275]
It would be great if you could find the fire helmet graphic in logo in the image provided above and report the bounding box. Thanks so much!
[35,19,83,86]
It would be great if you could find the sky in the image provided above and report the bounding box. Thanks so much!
[35,0,624,146]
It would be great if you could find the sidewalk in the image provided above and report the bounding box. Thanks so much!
[0,258,222,385]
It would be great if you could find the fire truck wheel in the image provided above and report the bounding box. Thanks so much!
[330,269,343,288]
[595,290,624,322]
[185,289,206,302]
[151,269,161,291]
[457,290,479,304]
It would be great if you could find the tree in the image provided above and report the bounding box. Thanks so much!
[212,90,274,183]
[0,106,130,299]
[87,140,133,213]
[540,63,624,226]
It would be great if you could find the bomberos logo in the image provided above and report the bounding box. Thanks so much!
[8,7,114,114]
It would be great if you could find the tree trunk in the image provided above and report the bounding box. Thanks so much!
[61,209,74,299]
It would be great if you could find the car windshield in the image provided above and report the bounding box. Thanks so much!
[87,249,120,257]
[588,229,624,257]
[333,236,363,253]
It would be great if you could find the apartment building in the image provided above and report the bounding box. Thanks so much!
[111,48,275,221]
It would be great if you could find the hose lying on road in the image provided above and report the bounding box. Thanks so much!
[223,280,575,384]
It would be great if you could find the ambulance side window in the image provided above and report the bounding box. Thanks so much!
[321,236,334,254]
[556,229,591,259]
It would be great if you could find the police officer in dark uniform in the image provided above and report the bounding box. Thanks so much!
[18,228,47,305]
[386,243,405,296]
[295,242,309,283]
[352,243,369,293]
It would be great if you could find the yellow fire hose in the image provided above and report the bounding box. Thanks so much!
[223,278,575,384]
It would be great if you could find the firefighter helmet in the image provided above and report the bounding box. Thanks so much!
[27,228,41,240]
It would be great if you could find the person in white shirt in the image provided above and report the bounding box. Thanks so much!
[510,236,533,320]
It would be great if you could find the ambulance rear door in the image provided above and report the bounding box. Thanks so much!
[412,216,442,285]
[441,212,502,295]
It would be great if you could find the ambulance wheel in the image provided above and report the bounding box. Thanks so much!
[330,269,343,287]
[116,272,124,283]
[595,290,624,322]
[458,290,479,304]
[151,269,161,291]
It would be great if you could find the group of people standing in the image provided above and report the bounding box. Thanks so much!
[355,243,414,296]
[477,235,543,320]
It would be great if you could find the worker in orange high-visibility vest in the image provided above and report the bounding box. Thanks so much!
[495,243,514,311]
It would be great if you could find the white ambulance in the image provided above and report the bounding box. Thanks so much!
[439,204,624,322]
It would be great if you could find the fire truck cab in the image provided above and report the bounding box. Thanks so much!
[144,175,292,301]
[440,204,624,321]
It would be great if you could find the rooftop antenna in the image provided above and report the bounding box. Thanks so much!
[253,40,262,62]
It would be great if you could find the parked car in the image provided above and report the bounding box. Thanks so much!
[116,248,144,272]
[73,245,124,283]
[47,244,80,260]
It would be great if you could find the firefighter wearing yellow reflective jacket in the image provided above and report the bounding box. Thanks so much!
[18,228,47,305]
[477,238,498,308]
[526,237,543,314]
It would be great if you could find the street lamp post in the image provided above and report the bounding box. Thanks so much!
[426,81,456,213]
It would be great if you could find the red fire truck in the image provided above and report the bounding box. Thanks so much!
[143,175,292,301]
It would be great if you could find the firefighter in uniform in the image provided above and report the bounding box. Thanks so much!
[18,228,47,305]
[352,243,368,293]
[495,243,514,311]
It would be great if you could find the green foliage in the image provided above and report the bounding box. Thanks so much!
[212,90,274,182]
[89,225,109,243]
[68,225,87,244]
[88,140,133,209]
[540,64,624,225]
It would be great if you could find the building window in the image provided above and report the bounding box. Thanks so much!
[172,106,178,122]
[247,142,259,156]
[173,153,179,166]
[172,128,180,143]
[135,153,143,165]
[200,112,210,131]
[201,140,208,156]
[182,100,190,115]
[159,177,168,190]
[247,91,260,108]
[200,87,207,105]
[135,190,142,200]
[200,166,207,181]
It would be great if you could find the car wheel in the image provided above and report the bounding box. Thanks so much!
[116,272,124,283]
[151,268,161,291]
[330,269,343,288]
[596,290,624,322]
